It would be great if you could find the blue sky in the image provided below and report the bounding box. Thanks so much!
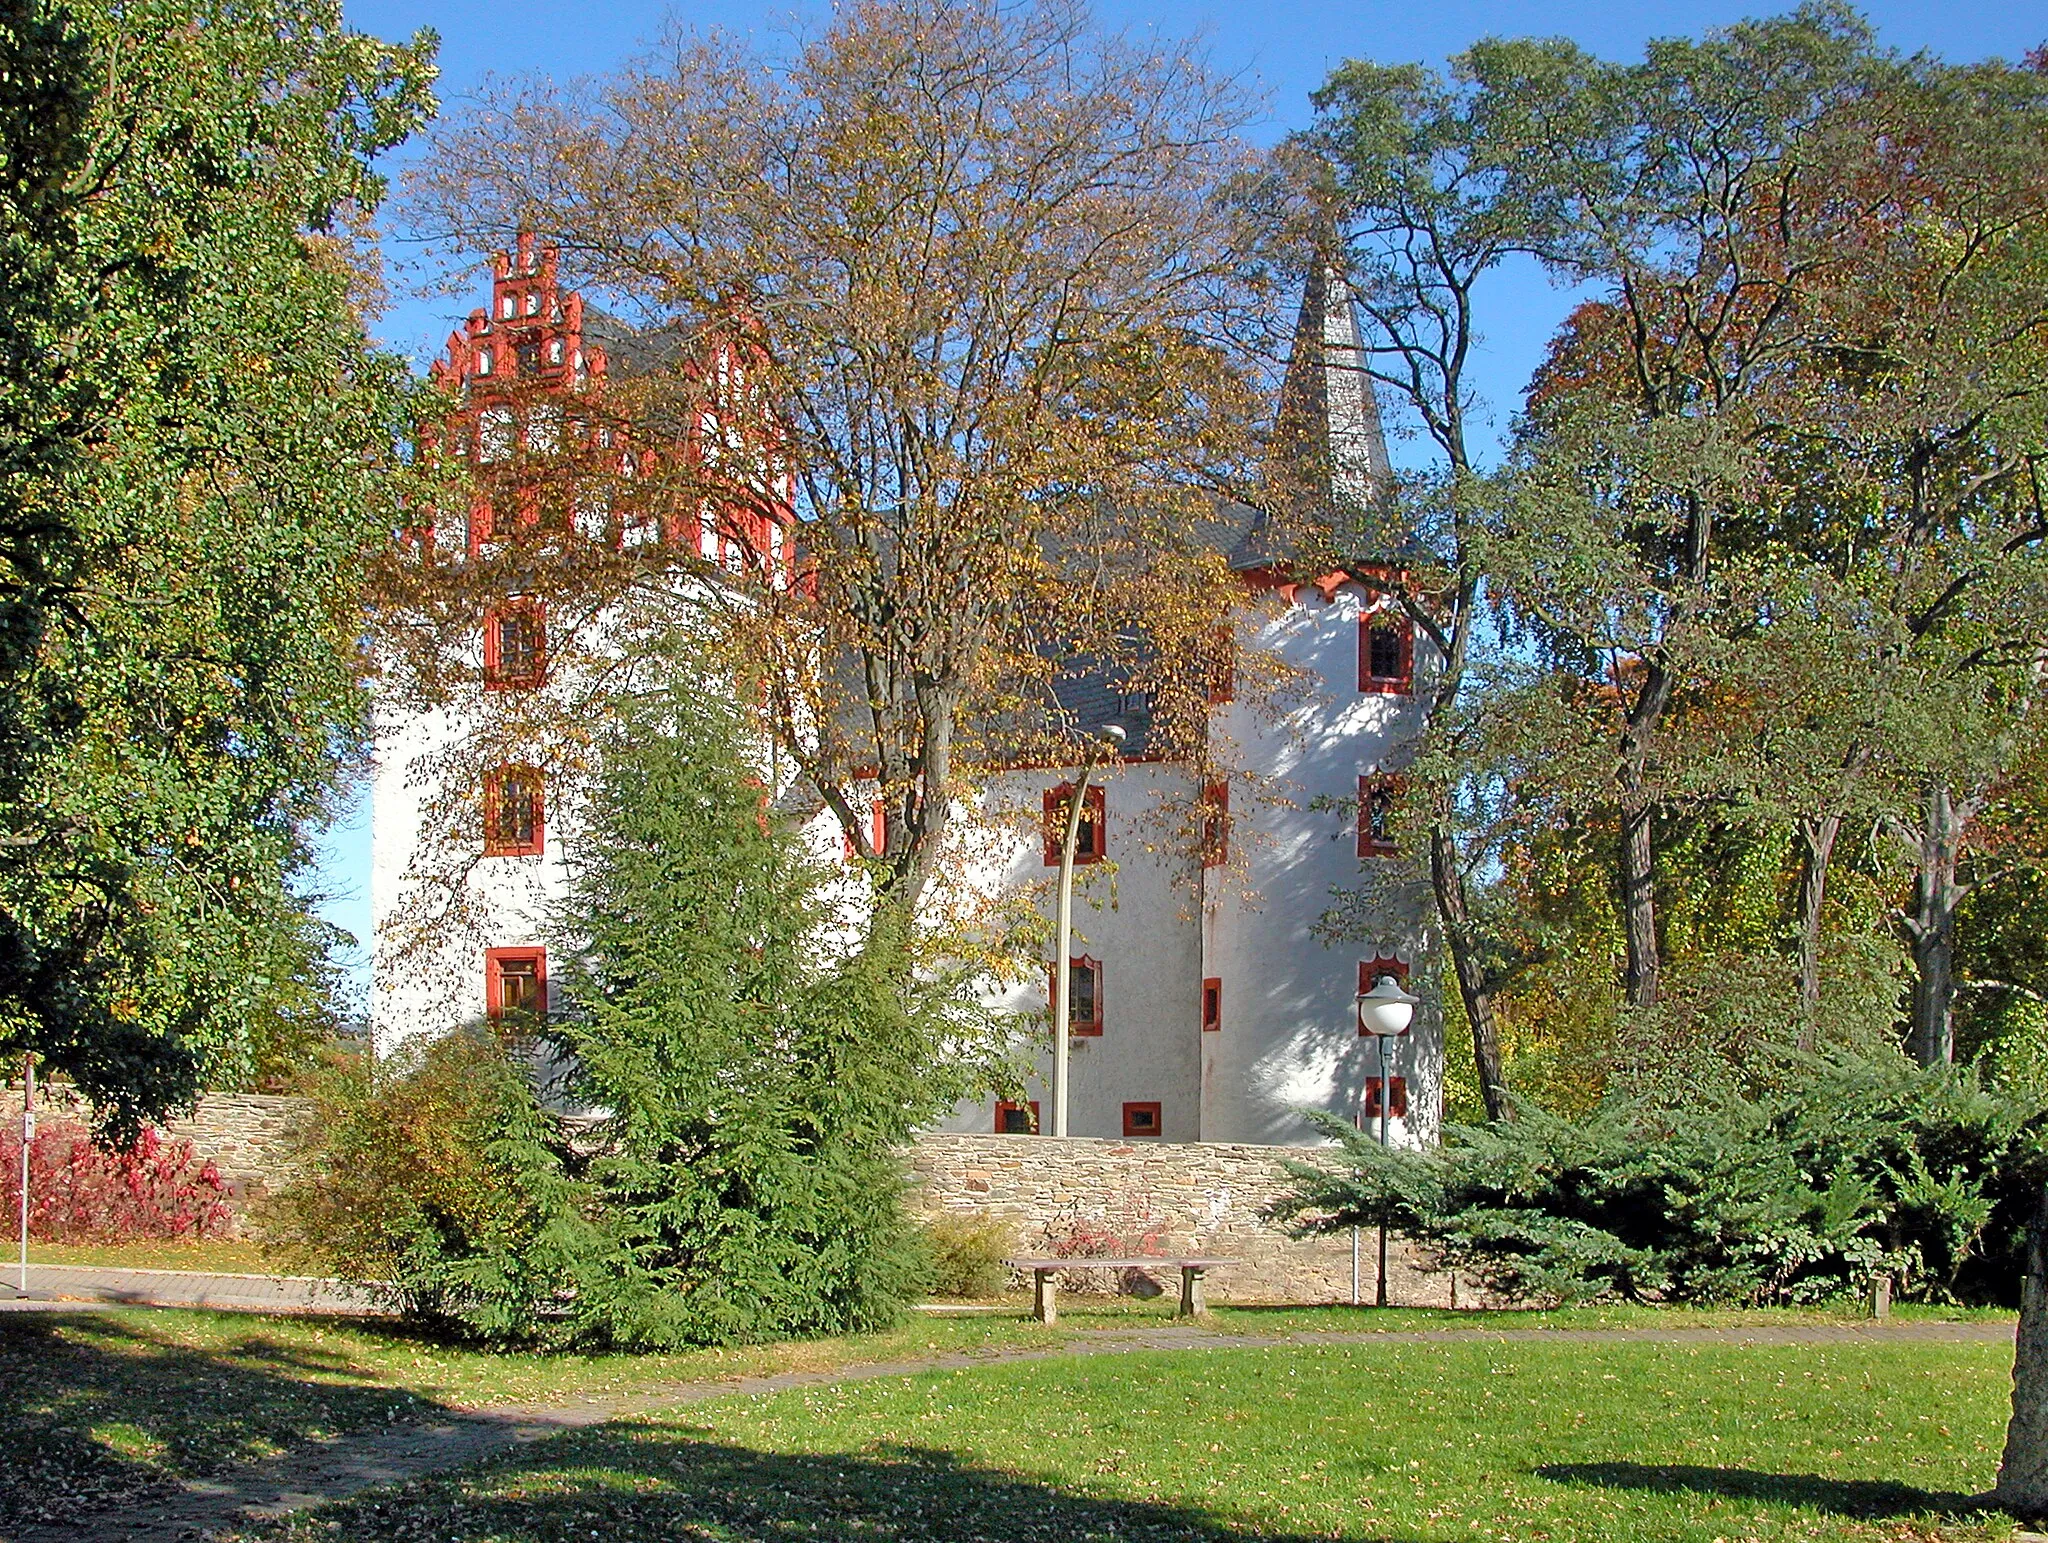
[316,0,2048,999]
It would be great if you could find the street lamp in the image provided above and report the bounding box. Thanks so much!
[1052,722,1126,1138]
[14,1053,31,1299]
[1356,973,1418,1307]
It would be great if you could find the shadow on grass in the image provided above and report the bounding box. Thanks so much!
[267,1420,1416,1543]
[1538,1461,1996,1521]
[0,1312,435,1532]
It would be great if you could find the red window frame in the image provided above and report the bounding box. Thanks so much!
[1122,1101,1163,1138]
[1201,977,1222,1034]
[843,796,887,859]
[1050,954,1104,1037]
[995,1099,1040,1135]
[1358,956,1410,1034]
[483,765,545,856]
[1358,775,1401,857]
[1043,783,1106,866]
[484,599,546,690]
[1363,1077,1409,1120]
[1205,625,1235,705]
[486,947,547,1023]
[1200,781,1230,868]
[1359,610,1415,694]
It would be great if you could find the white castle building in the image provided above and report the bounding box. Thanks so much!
[370,241,1440,1149]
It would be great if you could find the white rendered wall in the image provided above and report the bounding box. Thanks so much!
[1200,580,1442,1147]
[930,763,1205,1141]
[369,579,1444,1147]
[368,700,570,1053]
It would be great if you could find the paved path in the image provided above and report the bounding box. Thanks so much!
[1,1318,2018,1543]
[1,1266,378,1315]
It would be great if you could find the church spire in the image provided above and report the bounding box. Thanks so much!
[1271,254,1391,514]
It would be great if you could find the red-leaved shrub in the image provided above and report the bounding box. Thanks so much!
[0,1120,233,1241]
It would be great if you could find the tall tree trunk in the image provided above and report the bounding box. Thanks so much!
[1619,795,1660,1008]
[1430,820,1508,1121]
[1996,1181,2048,1517]
[1907,782,1965,1066]
[1795,813,1842,1052]
[1617,662,1674,1010]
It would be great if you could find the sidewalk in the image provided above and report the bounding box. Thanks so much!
[0,1264,380,1314]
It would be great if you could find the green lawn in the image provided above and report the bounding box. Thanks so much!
[0,1302,2021,1539]
[230,1336,2024,1542]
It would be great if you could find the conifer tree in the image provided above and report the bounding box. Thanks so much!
[544,680,995,1346]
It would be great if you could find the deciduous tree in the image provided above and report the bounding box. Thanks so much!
[0,0,435,1134]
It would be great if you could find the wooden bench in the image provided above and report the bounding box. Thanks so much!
[1008,1256,1234,1324]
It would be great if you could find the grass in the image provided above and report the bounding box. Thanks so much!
[231,1335,2024,1542]
[19,1238,286,1272]
[0,1299,2017,1538]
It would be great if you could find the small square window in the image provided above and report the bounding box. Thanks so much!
[995,1099,1040,1135]
[484,601,546,690]
[484,766,544,856]
[1201,977,1222,1034]
[1122,1101,1162,1138]
[1050,955,1104,1036]
[1043,783,1106,866]
[486,947,546,1024]
[1363,1077,1408,1120]
[1360,611,1414,694]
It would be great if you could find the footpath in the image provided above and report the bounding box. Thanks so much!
[0,1312,2017,1543]
[1,1266,376,1315]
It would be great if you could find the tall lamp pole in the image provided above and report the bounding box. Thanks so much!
[1052,723,1126,1138]
[1356,973,1418,1308]
[16,1053,31,1298]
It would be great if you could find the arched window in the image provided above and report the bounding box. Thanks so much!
[499,293,515,319]
[1050,955,1104,1036]
[475,348,494,377]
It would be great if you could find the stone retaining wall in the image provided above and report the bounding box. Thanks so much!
[909,1132,1455,1306]
[2,1089,1454,1305]
[0,1087,308,1222]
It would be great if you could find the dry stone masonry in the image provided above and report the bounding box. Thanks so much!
[4,1088,1458,1303]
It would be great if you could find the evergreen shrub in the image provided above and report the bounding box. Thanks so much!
[1272,1048,2048,1306]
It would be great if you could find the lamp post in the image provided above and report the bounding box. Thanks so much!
[1356,973,1418,1308]
[1052,723,1126,1138]
[15,1053,31,1298]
